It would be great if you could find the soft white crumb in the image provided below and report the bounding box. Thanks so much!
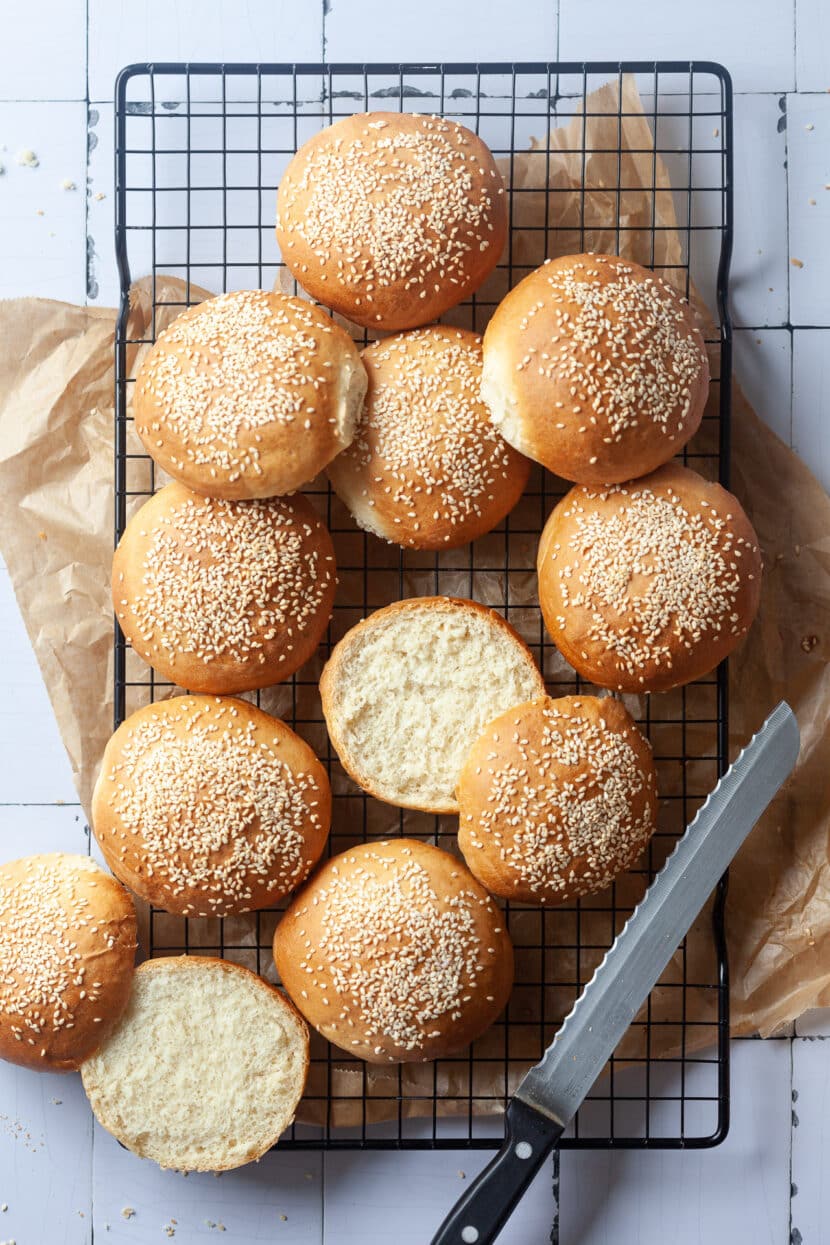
[121,1207,135,1220]
[15,148,38,167]
[60,178,76,191]
[94,190,106,201]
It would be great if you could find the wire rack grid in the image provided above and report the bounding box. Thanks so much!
[113,60,733,1151]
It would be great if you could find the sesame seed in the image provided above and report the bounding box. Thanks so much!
[100,699,328,912]
[277,114,502,303]
[330,328,523,546]
[117,489,335,677]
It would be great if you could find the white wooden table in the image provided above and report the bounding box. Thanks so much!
[1,2,828,1242]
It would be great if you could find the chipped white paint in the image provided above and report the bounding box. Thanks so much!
[0,2,829,1243]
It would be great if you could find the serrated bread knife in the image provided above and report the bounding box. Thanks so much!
[432,701,800,1245]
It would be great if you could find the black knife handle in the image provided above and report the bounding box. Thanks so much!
[430,1099,564,1245]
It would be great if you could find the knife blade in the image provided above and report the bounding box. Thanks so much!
[431,701,800,1245]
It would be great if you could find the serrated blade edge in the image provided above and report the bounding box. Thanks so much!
[514,701,800,1126]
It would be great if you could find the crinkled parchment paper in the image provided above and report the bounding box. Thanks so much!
[0,79,827,1129]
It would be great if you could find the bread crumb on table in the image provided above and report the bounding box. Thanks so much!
[121,1206,135,1220]
[790,257,804,268]
[14,148,38,167]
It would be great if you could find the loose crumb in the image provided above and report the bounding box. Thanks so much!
[279,1215,287,1222]
[35,208,44,216]
[458,1170,466,1179]
[712,127,719,137]
[790,257,804,268]
[94,190,106,201]
[801,635,818,653]
[805,122,814,131]
[121,1207,136,1220]
[0,1204,7,1211]
[50,1098,62,1105]
[61,178,76,191]
[809,197,817,205]
[15,148,38,167]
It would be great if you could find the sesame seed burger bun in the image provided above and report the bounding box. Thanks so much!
[92,696,332,918]
[133,290,367,500]
[273,839,512,1064]
[482,254,709,484]
[458,696,657,905]
[276,112,507,331]
[537,464,762,693]
[0,853,137,1072]
[327,327,529,550]
[320,597,545,813]
[113,483,336,695]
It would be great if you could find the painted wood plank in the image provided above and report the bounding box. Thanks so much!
[322,1126,556,1245]
[731,94,790,329]
[792,330,830,492]
[0,1062,92,1245]
[786,93,830,327]
[92,1124,324,1243]
[791,1036,830,1244]
[558,1039,792,1244]
[733,329,792,446]
[85,103,118,306]
[324,0,557,63]
[0,0,86,102]
[796,0,830,93]
[0,101,87,302]
[0,569,79,805]
[558,0,795,93]
[87,0,325,103]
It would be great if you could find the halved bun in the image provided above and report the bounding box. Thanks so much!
[81,956,309,1171]
[319,597,545,813]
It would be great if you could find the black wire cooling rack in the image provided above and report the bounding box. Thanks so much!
[113,61,733,1151]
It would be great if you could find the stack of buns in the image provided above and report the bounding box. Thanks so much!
[1,107,765,1175]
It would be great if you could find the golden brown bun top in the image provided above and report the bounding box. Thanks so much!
[112,482,336,695]
[457,695,657,903]
[273,839,513,1063]
[0,853,137,1072]
[92,695,332,917]
[133,289,366,500]
[327,326,529,549]
[537,463,762,693]
[276,112,507,331]
[482,254,709,484]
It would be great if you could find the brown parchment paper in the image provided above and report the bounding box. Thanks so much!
[0,78,826,1128]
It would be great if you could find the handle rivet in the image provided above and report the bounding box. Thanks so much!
[514,1141,533,1160]
[461,1228,480,1243]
